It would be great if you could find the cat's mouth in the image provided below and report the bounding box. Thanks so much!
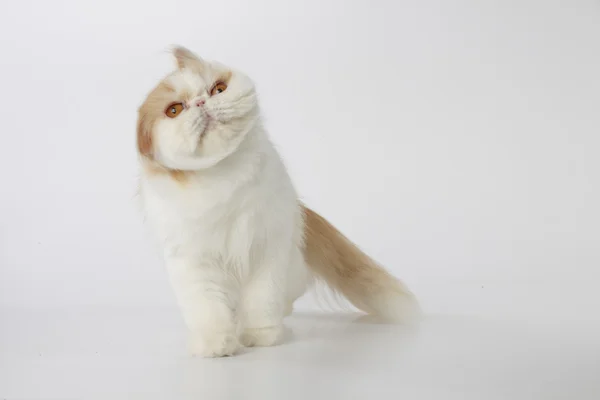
[197,113,214,138]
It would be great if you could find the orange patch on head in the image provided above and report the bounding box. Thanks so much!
[218,70,232,84]
[137,79,193,184]
[136,81,175,158]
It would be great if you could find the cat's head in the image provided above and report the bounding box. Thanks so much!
[137,46,259,171]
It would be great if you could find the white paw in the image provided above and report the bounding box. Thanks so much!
[240,325,284,347]
[189,331,241,358]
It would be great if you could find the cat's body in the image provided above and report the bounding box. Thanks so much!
[137,46,418,357]
[140,124,307,356]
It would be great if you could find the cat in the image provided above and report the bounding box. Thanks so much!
[136,46,419,357]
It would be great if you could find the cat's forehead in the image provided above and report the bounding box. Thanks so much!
[165,69,206,94]
[164,66,231,96]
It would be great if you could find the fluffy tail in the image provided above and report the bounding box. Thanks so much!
[302,206,420,322]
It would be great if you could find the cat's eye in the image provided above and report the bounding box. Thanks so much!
[165,103,184,118]
[210,82,227,96]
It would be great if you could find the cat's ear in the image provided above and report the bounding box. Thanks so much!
[172,46,204,71]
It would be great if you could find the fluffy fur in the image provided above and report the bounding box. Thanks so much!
[137,46,419,357]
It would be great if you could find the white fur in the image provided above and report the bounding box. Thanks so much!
[139,63,308,356]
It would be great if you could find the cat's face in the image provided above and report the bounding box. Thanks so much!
[137,47,259,171]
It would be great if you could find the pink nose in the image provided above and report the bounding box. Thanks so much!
[196,99,205,107]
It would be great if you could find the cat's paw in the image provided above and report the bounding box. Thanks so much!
[189,331,241,358]
[240,325,284,347]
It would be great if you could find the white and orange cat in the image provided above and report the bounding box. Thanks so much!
[137,46,419,357]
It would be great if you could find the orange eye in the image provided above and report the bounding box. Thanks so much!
[165,103,184,118]
[210,82,227,96]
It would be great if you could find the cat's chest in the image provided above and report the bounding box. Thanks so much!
[144,172,241,215]
[142,176,260,254]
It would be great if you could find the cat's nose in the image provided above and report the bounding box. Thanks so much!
[195,99,205,107]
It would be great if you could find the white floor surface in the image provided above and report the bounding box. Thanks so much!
[1,307,599,400]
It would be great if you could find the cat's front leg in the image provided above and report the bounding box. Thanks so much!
[166,256,240,357]
[240,261,287,348]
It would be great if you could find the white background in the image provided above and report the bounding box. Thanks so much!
[1,0,598,316]
[1,1,599,398]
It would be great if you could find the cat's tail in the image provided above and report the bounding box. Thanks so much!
[302,205,420,323]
